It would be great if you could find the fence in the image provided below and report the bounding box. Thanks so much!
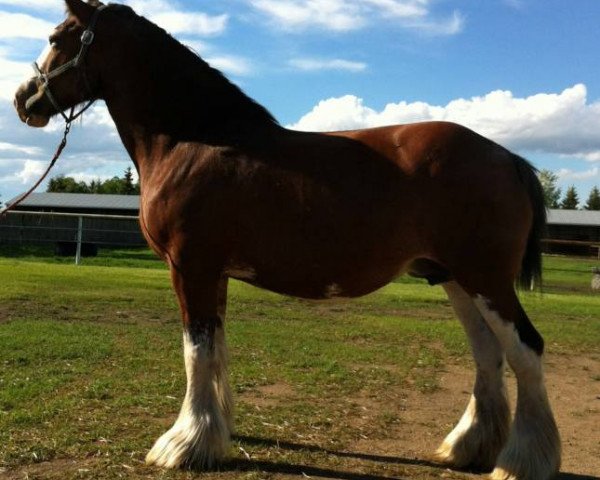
[542,239,600,259]
[2,210,600,264]
[0,210,145,264]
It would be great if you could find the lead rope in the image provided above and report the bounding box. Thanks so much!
[0,107,74,217]
[0,5,107,217]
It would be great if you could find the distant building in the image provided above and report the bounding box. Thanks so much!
[545,209,600,256]
[1,193,144,252]
[7,192,140,216]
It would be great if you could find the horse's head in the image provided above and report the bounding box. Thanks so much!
[14,0,108,128]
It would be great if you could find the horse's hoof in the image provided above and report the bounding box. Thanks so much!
[434,394,510,472]
[146,419,229,470]
[489,415,561,480]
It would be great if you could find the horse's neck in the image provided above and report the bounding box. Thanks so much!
[103,60,277,181]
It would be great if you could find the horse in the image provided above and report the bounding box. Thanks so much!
[14,1,561,479]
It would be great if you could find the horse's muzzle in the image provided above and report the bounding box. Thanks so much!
[14,78,51,128]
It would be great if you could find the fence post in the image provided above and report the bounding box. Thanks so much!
[75,216,83,265]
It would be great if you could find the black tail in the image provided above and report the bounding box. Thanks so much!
[514,156,547,290]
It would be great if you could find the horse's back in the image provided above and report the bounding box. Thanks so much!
[326,121,533,235]
[330,121,505,176]
[143,121,537,298]
[327,121,537,287]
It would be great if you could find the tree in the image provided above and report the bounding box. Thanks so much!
[538,170,561,208]
[97,176,126,194]
[46,168,140,195]
[47,175,90,193]
[88,179,102,193]
[584,186,600,210]
[560,185,580,210]
[123,167,136,195]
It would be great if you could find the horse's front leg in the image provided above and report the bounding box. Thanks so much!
[146,273,233,470]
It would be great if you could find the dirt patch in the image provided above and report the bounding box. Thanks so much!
[0,458,107,480]
[0,304,14,324]
[240,381,297,408]
[348,353,600,479]
[232,354,600,480]
[545,353,600,477]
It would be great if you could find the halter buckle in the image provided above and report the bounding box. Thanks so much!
[81,30,95,46]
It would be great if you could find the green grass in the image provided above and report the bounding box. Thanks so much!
[0,251,599,478]
[0,244,165,269]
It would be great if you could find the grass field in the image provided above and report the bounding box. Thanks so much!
[0,248,599,479]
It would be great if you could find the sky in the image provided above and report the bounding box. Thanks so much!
[0,0,599,205]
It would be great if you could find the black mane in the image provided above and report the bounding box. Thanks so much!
[108,3,278,139]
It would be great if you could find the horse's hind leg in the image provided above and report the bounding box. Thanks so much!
[474,287,560,480]
[146,273,233,470]
[435,281,510,471]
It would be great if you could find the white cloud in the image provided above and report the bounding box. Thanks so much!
[180,40,254,77]
[0,33,55,101]
[15,159,45,184]
[557,167,599,181]
[124,0,228,37]
[0,56,31,100]
[581,152,600,162]
[362,0,428,17]
[0,12,56,39]
[247,0,463,34]
[181,39,210,55]
[249,0,364,31]
[0,142,41,156]
[289,58,367,72]
[205,55,253,76]
[0,96,131,201]
[0,0,63,14]
[84,104,119,130]
[289,84,600,161]
[124,0,171,17]
[405,10,463,36]
[290,94,374,130]
[150,12,228,36]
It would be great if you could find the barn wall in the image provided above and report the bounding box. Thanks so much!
[543,224,600,256]
[0,213,145,247]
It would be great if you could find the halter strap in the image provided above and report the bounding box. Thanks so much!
[31,4,107,123]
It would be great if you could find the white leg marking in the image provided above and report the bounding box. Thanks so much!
[146,329,232,469]
[213,325,234,433]
[435,282,510,470]
[475,296,561,480]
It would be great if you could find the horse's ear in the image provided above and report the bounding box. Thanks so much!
[64,0,94,23]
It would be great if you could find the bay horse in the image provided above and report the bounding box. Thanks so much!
[14,1,561,478]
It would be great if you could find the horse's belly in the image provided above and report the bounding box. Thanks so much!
[231,275,391,300]
[224,253,407,300]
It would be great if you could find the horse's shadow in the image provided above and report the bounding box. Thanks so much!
[223,435,435,480]
[219,435,598,480]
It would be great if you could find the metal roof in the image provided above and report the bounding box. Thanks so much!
[7,193,140,211]
[547,209,600,227]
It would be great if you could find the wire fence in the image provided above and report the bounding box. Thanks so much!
[2,210,600,264]
[0,210,146,264]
